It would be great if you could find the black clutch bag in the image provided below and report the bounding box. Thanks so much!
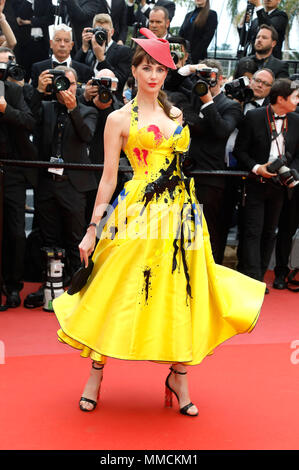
[67,258,94,295]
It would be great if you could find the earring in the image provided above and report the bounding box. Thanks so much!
[135,78,138,88]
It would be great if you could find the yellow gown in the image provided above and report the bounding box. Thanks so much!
[53,97,266,366]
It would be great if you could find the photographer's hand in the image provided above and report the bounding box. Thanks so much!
[59,89,77,111]
[84,79,98,102]
[0,95,7,113]
[200,89,213,104]
[256,163,277,178]
[37,70,53,95]
[82,27,93,53]
[92,36,105,63]
[93,94,113,110]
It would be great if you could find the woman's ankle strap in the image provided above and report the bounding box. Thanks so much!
[92,361,104,370]
[170,366,187,375]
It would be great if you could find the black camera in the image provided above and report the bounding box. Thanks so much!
[0,60,26,81]
[46,69,71,94]
[169,43,185,66]
[224,76,254,102]
[91,76,118,103]
[87,26,108,46]
[192,67,218,97]
[267,154,299,188]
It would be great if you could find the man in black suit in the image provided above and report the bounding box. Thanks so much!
[0,47,36,307]
[31,23,92,88]
[184,59,243,264]
[64,0,128,51]
[233,78,299,285]
[75,13,132,102]
[235,24,289,79]
[11,0,53,82]
[127,0,175,26]
[32,66,98,280]
[238,0,288,59]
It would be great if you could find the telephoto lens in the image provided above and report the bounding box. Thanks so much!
[46,69,70,93]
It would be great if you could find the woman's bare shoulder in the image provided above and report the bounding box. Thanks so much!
[106,102,132,131]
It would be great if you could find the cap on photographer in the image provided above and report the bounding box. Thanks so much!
[31,24,92,88]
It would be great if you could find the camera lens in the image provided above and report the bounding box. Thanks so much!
[193,81,209,97]
[99,86,112,103]
[53,75,71,93]
[9,64,26,81]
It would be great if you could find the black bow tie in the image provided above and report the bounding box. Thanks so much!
[248,100,260,108]
[53,61,67,68]
[275,115,286,120]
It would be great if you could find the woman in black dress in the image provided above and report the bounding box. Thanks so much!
[179,0,217,64]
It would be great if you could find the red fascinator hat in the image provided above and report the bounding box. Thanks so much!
[132,28,176,70]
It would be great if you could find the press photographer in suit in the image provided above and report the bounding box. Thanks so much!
[64,0,128,50]
[75,13,132,102]
[0,47,36,307]
[238,0,288,60]
[235,24,289,80]
[31,66,98,281]
[183,59,243,264]
[233,78,299,286]
[31,23,92,88]
[127,0,176,27]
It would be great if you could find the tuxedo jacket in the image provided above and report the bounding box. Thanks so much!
[233,107,299,172]
[239,8,288,60]
[0,81,35,160]
[127,0,176,26]
[31,58,92,88]
[234,53,289,79]
[31,92,98,192]
[179,9,218,63]
[66,0,128,50]
[75,41,133,101]
[187,92,243,189]
[12,0,53,46]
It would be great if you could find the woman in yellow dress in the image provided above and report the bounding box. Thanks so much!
[53,29,266,416]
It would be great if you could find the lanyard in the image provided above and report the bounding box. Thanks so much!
[266,105,288,159]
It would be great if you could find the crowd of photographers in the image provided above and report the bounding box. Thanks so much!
[0,0,299,309]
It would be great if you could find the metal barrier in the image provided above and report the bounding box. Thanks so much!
[0,159,249,309]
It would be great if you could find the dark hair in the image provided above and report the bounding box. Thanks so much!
[167,36,189,53]
[151,6,169,22]
[131,45,177,120]
[258,24,279,42]
[269,78,295,104]
[0,46,15,57]
[234,58,258,78]
[200,58,223,78]
[194,0,210,29]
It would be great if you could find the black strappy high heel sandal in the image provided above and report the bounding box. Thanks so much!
[165,366,198,417]
[79,361,104,412]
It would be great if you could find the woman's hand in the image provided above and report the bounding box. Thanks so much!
[79,229,97,268]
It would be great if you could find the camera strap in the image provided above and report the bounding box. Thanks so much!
[266,104,288,159]
[103,0,112,15]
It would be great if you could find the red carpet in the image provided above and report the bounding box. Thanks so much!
[0,273,299,450]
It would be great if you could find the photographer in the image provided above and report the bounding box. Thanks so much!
[31,23,92,88]
[64,0,128,51]
[233,78,299,287]
[238,0,288,60]
[0,46,36,308]
[184,59,243,264]
[30,66,98,285]
[127,0,176,27]
[78,68,129,221]
[74,13,132,102]
[235,24,289,79]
